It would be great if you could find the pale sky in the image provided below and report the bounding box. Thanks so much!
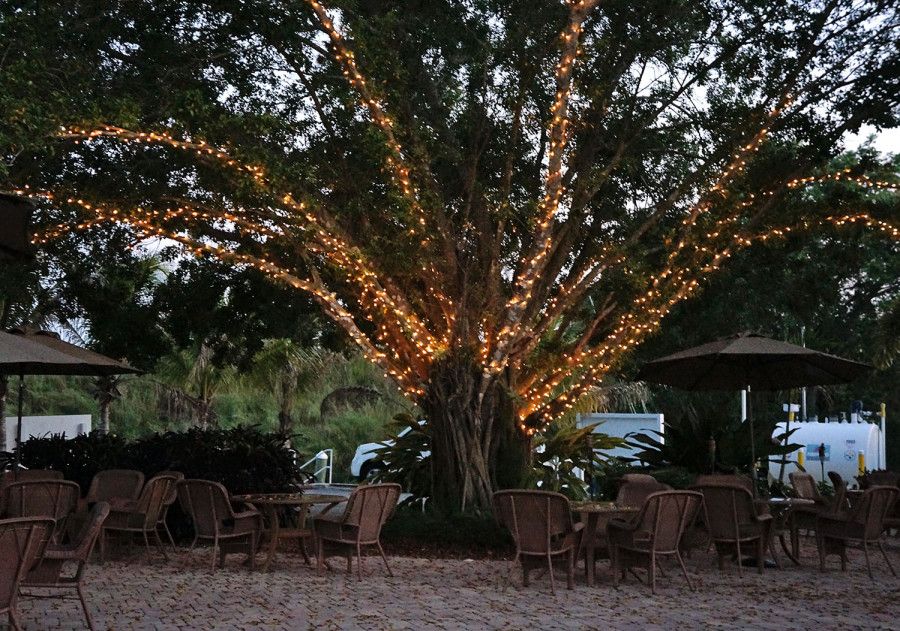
[843,125,900,157]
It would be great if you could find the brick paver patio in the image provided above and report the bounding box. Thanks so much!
[16,537,900,630]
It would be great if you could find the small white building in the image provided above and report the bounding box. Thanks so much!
[4,414,92,451]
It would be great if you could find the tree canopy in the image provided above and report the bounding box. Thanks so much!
[2,0,900,510]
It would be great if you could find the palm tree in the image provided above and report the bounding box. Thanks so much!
[251,339,332,434]
[155,341,236,428]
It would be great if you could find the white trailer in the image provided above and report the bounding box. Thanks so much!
[769,419,885,485]
[575,412,664,460]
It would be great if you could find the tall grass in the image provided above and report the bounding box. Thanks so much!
[5,352,414,482]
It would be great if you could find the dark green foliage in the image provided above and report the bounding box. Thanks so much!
[15,426,300,495]
[589,457,634,501]
[16,431,132,494]
[380,505,514,559]
[624,405,800,477]
[524,423,624,500]
[370,414,431,505]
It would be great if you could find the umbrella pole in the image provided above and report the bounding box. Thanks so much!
[14,372,23,476]
[748,385,757,498]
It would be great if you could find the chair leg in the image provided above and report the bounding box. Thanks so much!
[735,542,744,578]
[649,552,657,594]
[142,531,153,564]
[180,535,199,570]
[9,607,22,631]
[153,530,169,562]
[756,537,765,575]
[863,542,873,579]
[77,582,96,631]
[878,540,897,577]
[210,535,219,573]
[611,545,620,588]
[502,552,519,592]
[162,522,177,551]
[676,551,694,591]
[316,537,324,577]
[566,548,574,590]
[356,543,363,581]
[376,541,393,577]
[546,553,557,596]
[247,534,257,572]
[298,536,312,565]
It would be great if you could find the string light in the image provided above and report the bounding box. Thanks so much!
[17,7,899,436]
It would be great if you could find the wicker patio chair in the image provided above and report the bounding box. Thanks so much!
[816,485,898,578]
[0,516,54,631]
[176,479,262,572]
[693,483,773,576]
[492,489,583,594]
[85,469,145,509]
[153,470,184,549]
[100,474,178,564]
[313,483,401,581]
[1,480,80,541]
[827,471,850,512]
[787,471,834,559]
[0,469,63,493]
[694,474,755,492]
[862,471,900,488]
[608,490,703,593]
[20,502,110,630]
[615,475,672,508]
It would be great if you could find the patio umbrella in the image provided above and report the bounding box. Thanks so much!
[636,332,871,489]
[0,329,141,469]
[0,193,34,261]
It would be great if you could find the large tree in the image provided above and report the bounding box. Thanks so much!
[2,0,900,510]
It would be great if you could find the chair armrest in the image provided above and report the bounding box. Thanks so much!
[232,508,260,520]
[42,544,77,560]
[572,521,585,534]
[313,515,348,541]
[231,512,261,536]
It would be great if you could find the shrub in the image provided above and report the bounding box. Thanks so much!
[16,426,301,495]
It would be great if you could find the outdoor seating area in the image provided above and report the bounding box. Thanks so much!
[2,466,900,628]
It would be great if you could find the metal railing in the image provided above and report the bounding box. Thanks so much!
[298,449,333,484]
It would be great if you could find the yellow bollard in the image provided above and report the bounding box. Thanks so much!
[798,450,805,468]
[858,450,866,477]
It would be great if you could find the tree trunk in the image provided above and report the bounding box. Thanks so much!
[278,410,293,435]
[0,375,7,452]
[421,354,530,513]
[98,399,110,435]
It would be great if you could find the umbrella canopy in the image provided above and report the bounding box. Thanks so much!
[3,328,141,377]
[635,332,871,391]
[0,193,34,261]
[0,329,140,467]
[0,330,91,375]
[636,332,871,493]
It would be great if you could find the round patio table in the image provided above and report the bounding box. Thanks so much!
[765,496,816,565]
[231,492,347,572]
[570,501,640,587]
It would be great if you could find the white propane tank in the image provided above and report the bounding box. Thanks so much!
[769,420,885,485]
